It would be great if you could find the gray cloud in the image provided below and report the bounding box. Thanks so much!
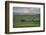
[13,7,40,15]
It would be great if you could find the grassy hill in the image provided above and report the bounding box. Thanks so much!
[13,14,40,28]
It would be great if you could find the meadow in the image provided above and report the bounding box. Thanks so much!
[13,14,40,28]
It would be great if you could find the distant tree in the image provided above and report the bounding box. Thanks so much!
[21,19,25,22]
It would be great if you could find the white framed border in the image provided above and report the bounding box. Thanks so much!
[9,3,44,32]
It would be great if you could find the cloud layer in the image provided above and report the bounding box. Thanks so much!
[13,7,40,15]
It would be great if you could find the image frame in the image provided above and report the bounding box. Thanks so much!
[5,1,45,34]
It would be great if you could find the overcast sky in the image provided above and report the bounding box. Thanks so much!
[13,7,40,15]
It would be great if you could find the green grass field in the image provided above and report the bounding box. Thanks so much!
[13,14,40,28]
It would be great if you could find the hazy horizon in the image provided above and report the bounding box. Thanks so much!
[13,7,40,15]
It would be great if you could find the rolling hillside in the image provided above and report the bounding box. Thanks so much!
[13,14,40,28]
